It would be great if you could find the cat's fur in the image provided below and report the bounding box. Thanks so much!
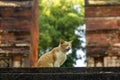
[37,39,72,67]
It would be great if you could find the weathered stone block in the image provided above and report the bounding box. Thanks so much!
[86,5,120,17]
[0,7,32,18]
[86,18,120,30]
[86,32,119,46]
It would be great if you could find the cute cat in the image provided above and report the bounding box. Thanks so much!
[37,39,72,67]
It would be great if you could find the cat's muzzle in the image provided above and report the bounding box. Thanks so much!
[66,47,71,52]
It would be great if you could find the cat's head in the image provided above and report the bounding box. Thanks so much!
[59,39,72,52]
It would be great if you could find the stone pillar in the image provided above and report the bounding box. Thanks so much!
[30,0,39,67]
[85,0,120,67]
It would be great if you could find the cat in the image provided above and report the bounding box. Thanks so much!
[37,39,72,67]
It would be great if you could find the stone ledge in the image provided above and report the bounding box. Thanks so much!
[0,73,120,80]
[0,1,32,7]
[0,67,120,73]
[0,67,120,80]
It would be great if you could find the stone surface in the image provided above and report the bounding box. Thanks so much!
[85,5,120,17]
[0,67,120,80]
[0,0,39,67]
[0,67,120,73]
[86,0,120,67]
[86,18,120,30]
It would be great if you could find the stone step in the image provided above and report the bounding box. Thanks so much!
[0,67,119,73]
[0,73,119,80]
[0,68,120,80]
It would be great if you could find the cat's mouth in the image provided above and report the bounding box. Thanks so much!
[65,47,71,52]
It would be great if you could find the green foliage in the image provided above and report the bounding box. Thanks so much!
[38,0,84,67]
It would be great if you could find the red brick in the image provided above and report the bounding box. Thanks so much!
[86,32,119,46]
[85,5,120,17]
[0,33,31,44]
[86,18,119,30]
[0,20,31,30]
[0,7,32,18]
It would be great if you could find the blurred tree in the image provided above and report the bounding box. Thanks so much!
[38,0,84,67]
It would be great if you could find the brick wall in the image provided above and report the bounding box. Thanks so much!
[0,0,39,67]
[86,0,120,67]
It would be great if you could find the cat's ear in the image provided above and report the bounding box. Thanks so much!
[60,39,65,44]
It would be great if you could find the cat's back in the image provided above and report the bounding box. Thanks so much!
[37,47,59,67]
